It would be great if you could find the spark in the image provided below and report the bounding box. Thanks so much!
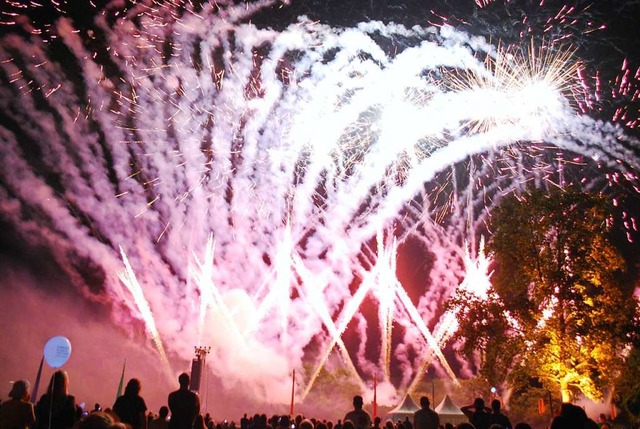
[301,267,376,400]
[445,39,580,137]
[407,239,492,393]
[292,254,365,400]
[117,246,172,375]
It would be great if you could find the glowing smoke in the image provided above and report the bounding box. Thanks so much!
[0,0,638,410]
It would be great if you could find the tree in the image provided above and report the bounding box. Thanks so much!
[301,362,364,420]
[613,346,640,423]
[448,187,639,404]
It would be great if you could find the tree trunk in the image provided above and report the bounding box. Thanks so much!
[560,379,571,403]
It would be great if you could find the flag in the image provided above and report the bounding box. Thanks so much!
[538,398,545,414]
[30,356,44,403]
[115,358,127,401]
[373,373,377,420]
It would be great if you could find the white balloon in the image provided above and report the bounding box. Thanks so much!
[43,336,72,368]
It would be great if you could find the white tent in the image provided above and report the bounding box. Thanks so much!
[386,394,420,422]
[435,394,467,427]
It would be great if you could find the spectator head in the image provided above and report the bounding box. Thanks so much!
[277,416,290,428]
[490,399,501,412]
[178,373,190,388]
[420,396,430,409]
[473,398,485,410]
[48,370,69,397]
[559,403,584,427]
[158,407,169,419]
[299,420,313,429]
[342,421,355,429]
[76,412,127,429]
[352,396,364,410]
[124,379,141,396]
[9,379,30,400]
[549,416,567,429]
[513,424,532,429]
[194,415,206,429]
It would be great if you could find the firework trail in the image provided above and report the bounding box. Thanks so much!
[0,0,638,405]
[118,246,171,373]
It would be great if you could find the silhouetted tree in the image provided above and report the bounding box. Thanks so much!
[614,346,640,423]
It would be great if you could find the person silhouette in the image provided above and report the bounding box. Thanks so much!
[34,371,77,429]
[460,398,491,429]
[413,397,439,429]
[0,379,36,429]
[344,396,371,429]
[113,379,148,429]
[193,414,206,429]
[488,400,511,429]
[167,373,200,429]
[149,407,169,429]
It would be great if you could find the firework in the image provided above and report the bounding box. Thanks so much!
[0,0,638,410]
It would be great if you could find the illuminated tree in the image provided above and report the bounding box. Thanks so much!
[449,187,639,403]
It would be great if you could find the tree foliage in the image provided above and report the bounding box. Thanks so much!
[448,187,640,403]
[614,346,640,421]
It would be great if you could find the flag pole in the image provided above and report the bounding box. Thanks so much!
[290,369,295,416]
[31,356,44,403]
[48,371,58,429]
[431,378,435,409]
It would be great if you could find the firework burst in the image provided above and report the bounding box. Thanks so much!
[0,0,639,412]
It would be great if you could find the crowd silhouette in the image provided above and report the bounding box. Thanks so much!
[0,372,627,429]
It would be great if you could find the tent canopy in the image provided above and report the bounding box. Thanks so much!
[435,394,464,415]
[386,394,420,421]
[435,395,466,427]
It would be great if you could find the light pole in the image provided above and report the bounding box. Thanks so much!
[191,346,211,410]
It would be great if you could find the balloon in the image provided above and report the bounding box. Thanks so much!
[43,336,72,368]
